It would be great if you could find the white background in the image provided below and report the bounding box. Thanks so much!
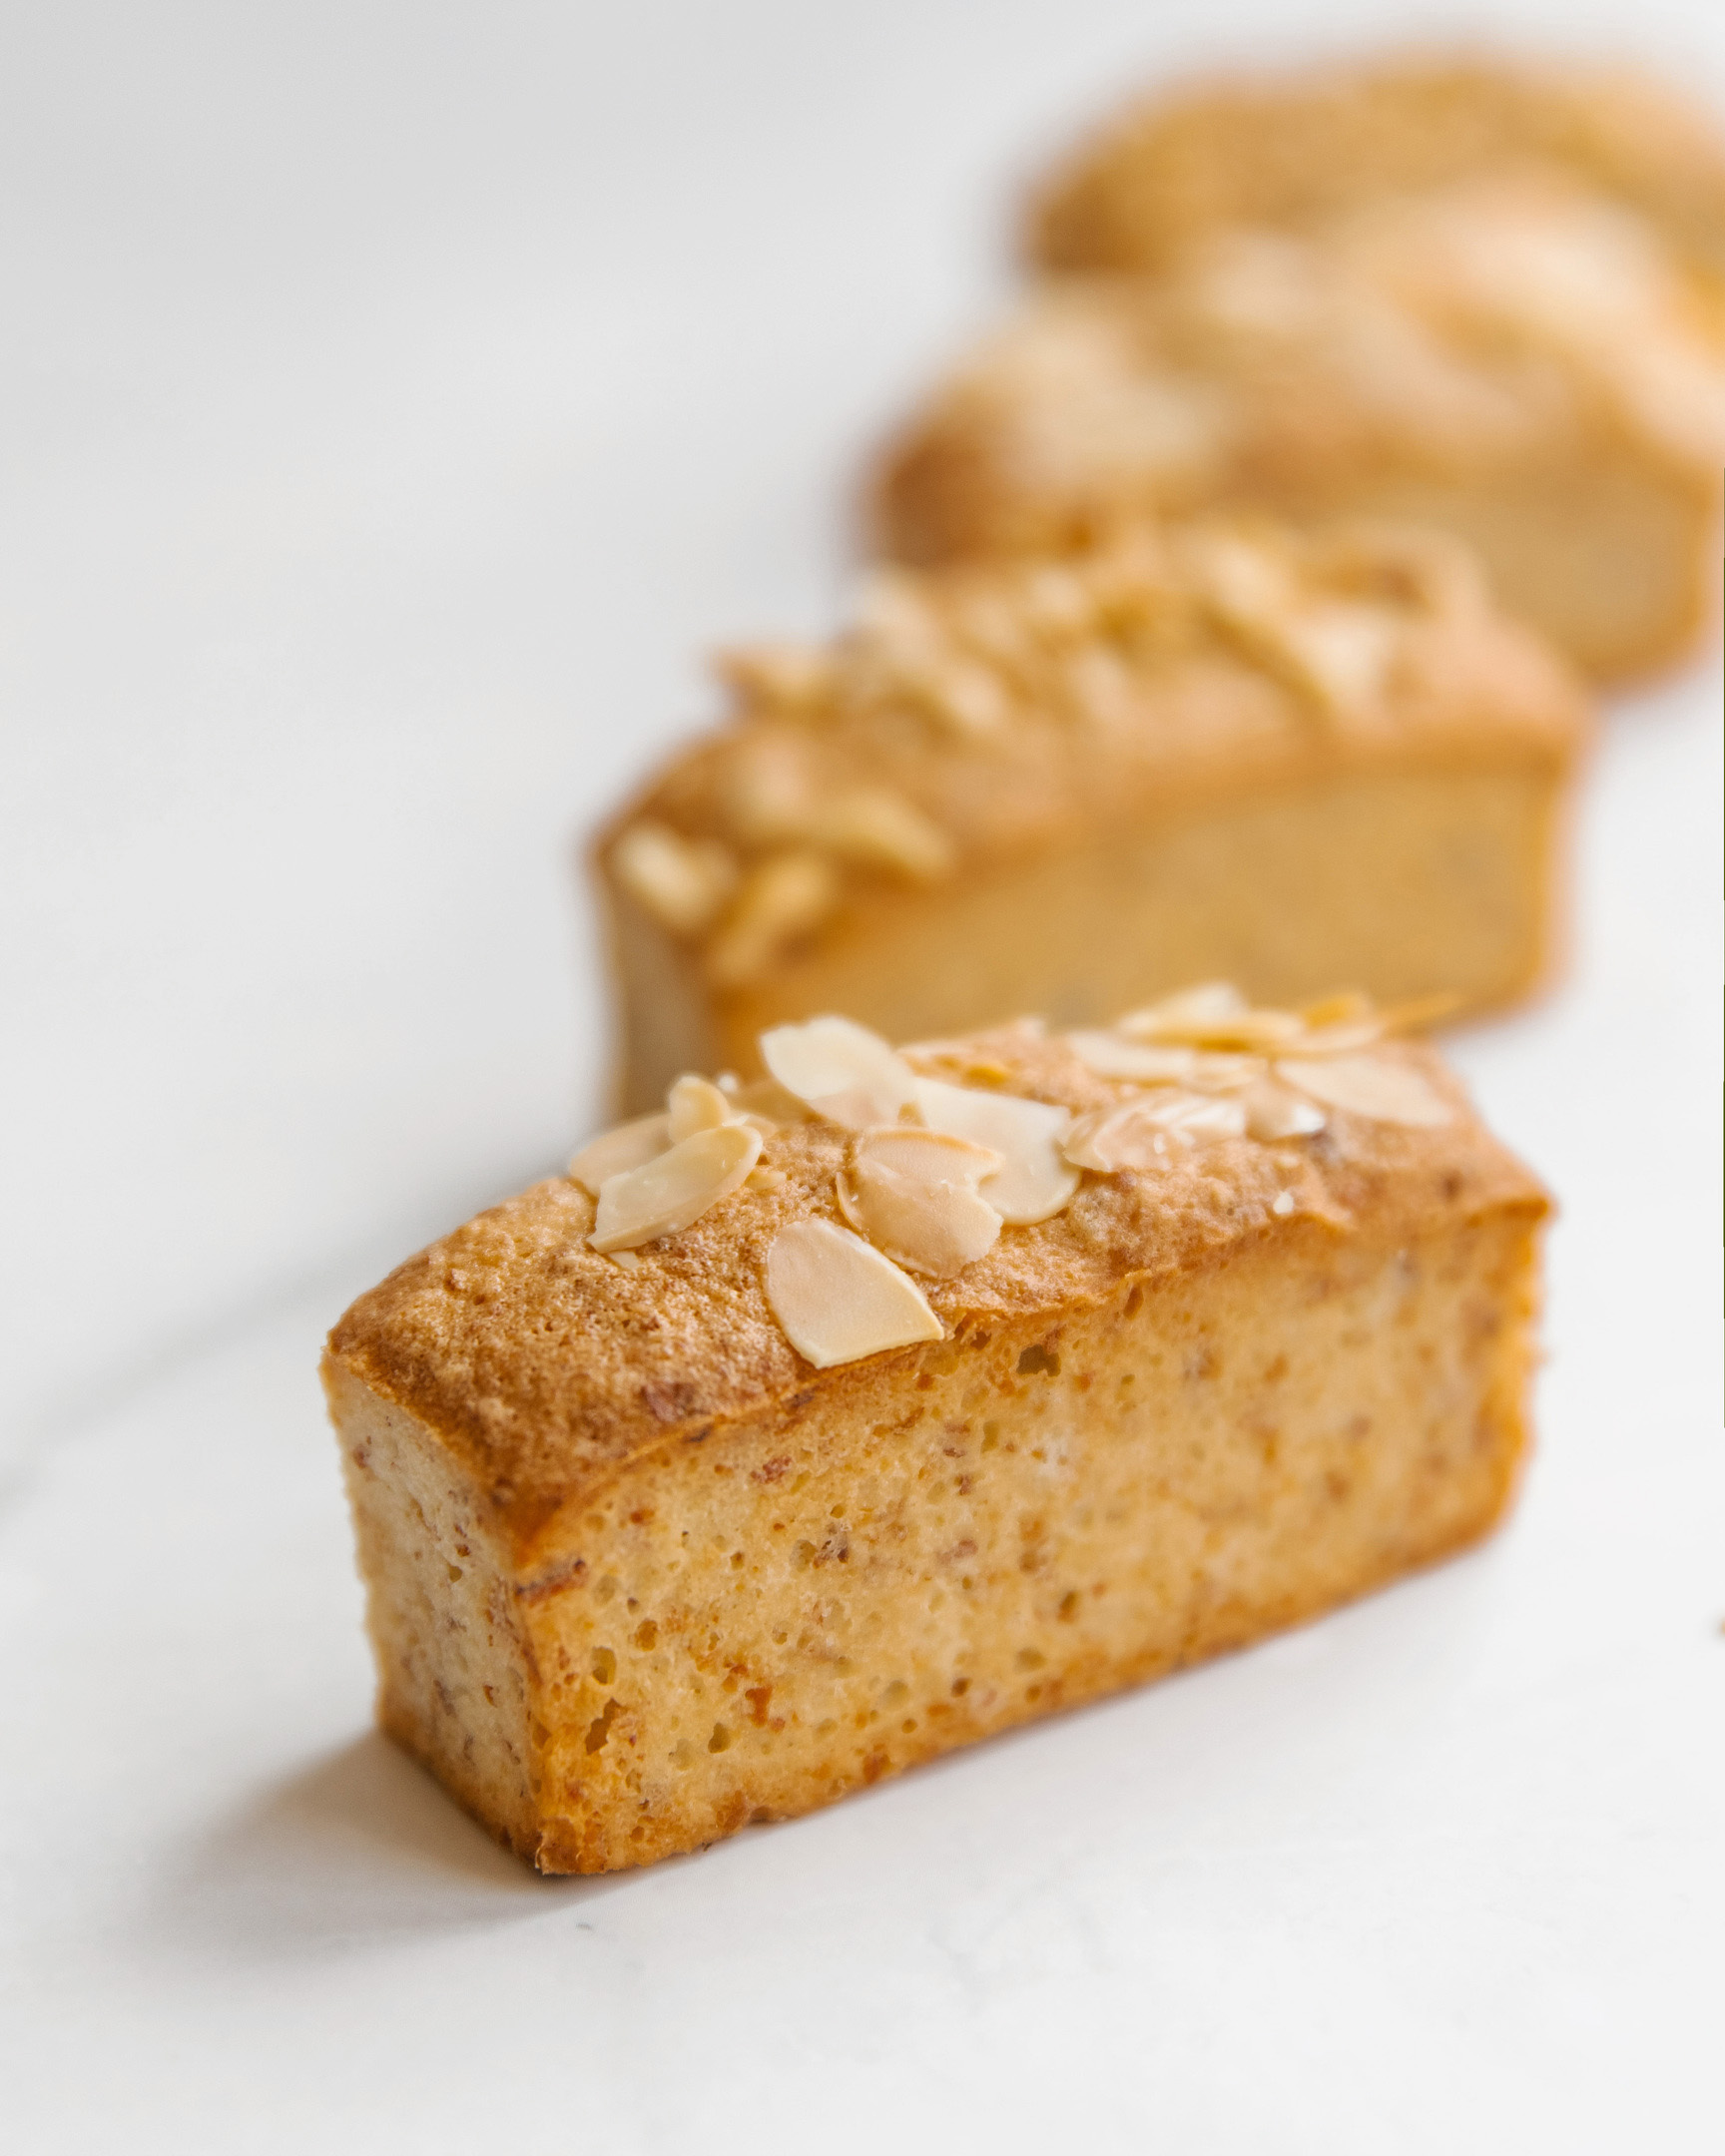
[2,4,1720,2149]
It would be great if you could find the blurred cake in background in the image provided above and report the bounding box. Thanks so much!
[597,514,1587,1112]
[875,56,1725,683]
[1027,52,1725,276]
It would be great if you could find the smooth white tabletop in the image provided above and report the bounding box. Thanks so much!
[3,5,1721,2150]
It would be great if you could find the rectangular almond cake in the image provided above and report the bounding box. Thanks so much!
[875,157,1725,683]
[324,989,1547,1874]
[598,516,1586,1112]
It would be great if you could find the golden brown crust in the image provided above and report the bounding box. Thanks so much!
[1028,52,1725,274]
[326,1025,1546,1560]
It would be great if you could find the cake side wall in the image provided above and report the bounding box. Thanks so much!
[1328,450,1717,685]
[700,763,1561,1085]
[513,1205,1542,1874]
[324,1360,542,1861]
[600,873,720,1117]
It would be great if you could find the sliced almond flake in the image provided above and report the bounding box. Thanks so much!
[1289,1019,1387,1055]
[1064,1091,1246,1172]
[611,821,739,938]
[1063,1105,1169,1173]
[667,1073,737,1144]
[1119,981,1245,1032]
[810,787,954,880]
[1183,1050,1269,1093]
[1243,1078,1328,1141]
[761,1015,918,1130]
[607,1249,643,1272]
[1064,1031,1198,1083]
[1275,600,1403,715]
[711,642,834,712]
[765,1219,943,1367]
[853,1126,1002,1188]
[705,850,840,988]
[1143,1091,1248,1137]
[838,1158,1002,1279]
[1276,1054,1452,1128]
[590,1122,762,1253]
[911,1076,1078,1225]
[840,1125,1004,1276]
[569,1112,671,1196]
[729,1076,812,1124]
[1131,1005,1307,1051]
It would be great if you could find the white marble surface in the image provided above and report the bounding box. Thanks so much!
[3,4,1721,2150]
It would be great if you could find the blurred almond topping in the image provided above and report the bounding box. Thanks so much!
[1243,1078,1329,1141]
[765,1218,944,1367]
[712,642,836,714]
[1274,1053,1452,1127]
[611,820,739,938]
[705,850,841,987]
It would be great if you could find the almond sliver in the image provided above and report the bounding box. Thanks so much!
[667,1072,737,1142]
[838,1156,1002,1279]
[911,1076,1078,1224]
[854,1125,1002,1189]
[590,1122,762,1252]
[1064,1031,1198,1082]
[765,1219,944,1366]
[760,1015,918,1129]
[1276,1054,1451,1128]
[569,1112,671,1196]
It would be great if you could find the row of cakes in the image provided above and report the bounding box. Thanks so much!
[323,52,1723,1873]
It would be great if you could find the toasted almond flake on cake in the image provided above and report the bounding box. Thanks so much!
[611,820,739,937]
[667,1073,739,1143]
[569,1112,673,1196]
[1064,1030,1201,1082]
[1243,1078,1329,1141]
[1064,1090,1247,1170]
[1276,1053,1452,1127]
[837,1128,1004,1278]
[1181,1050,1270,1092]
[762,1015,920,1130]
[909,1076,1079,1224]
[590,1123,763,1253]
[764,1218,944,1366]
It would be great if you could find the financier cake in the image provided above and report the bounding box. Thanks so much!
[1026,51,1725,278]
[598,514,1586,1112]
[324,988,1548,1874]
[877,90,1725,682]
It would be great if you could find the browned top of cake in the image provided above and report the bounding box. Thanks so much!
[326,994,1547,1548]
[877,175,1725,572]
[601,518,1585,989]
[1028,52,1725,274]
